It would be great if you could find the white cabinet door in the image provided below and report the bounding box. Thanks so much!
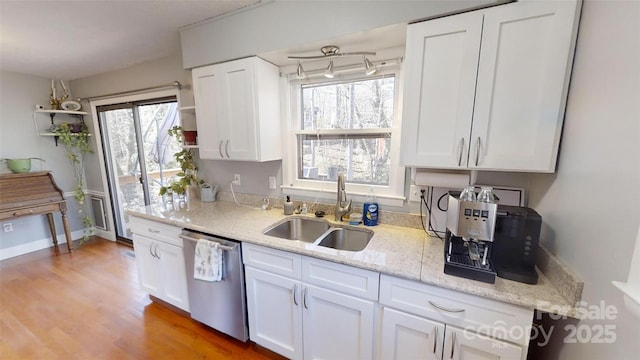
[444,326,524,360]
[380,307,445,360]
[157,242,189,311]
[132,235,162,297]
[192,57,281,162]
[401,11,483,168]
[302,284,375,360]
[470,0,580,172]
[192,65,224,159]
[245,267,303,360]
[217,58,258,161]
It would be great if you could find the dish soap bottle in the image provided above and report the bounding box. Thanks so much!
[363,187,379,226]
[284,196,294,215]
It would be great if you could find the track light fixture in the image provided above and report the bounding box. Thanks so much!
[289,45,378,78]
[324,60,335,79]
[364,56,377,76]
[296,61,306,79]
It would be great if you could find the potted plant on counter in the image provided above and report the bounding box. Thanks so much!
[159,126,204,208]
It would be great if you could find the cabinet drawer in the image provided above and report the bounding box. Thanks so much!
[242,243,302,279]
[379,275,533,346]
[129,216,182,247]
[302,257,379,301]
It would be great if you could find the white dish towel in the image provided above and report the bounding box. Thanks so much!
[194,239,223,282]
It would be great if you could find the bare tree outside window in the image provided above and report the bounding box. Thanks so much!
[299,75,395,185]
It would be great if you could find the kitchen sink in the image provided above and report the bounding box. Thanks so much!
[263,217,330,243]
[263,217,374,251]
[316,227,374,252]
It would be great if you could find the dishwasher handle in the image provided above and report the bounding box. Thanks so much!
[180,234,238,252]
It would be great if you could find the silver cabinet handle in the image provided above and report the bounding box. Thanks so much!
[293,284,298,306]
[303,287,308,309]
[148,228,160,233]
[450,331,456,359]
[218,140,224,158]
[428,300,466,313]
[457,138,465,166]
[149,242,155,259]
[154,243,160,259]
[433,326,438,354]
[475,137,481,166]
[224,139,230,158]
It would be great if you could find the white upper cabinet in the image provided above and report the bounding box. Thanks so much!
[401,12,483,168]
[401,0,581,172]
[192,56,281,161]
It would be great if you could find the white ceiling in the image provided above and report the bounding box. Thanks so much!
[0,0,260,80]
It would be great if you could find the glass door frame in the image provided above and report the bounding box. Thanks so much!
[87,89,181,243]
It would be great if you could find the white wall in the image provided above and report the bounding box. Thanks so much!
[0,71,85,257]
[527,1,640,357]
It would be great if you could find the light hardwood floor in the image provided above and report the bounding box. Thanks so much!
[0,238,285,360]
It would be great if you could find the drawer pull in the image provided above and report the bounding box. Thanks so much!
[433,327,438,353]
[219,140,224,158]
[293,284,298,306]
[450,331,456,358]
[148,228,160,233]
[303,287,308,309]
[457,138,464,166]
[428,300,466,313]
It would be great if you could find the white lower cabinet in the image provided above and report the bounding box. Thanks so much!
[130,216,189,312]
[243,243,377,360]
[444,326,524,360]
[380,307,445,360]
[379,275,532,360]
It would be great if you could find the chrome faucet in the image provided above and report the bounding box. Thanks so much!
[335,173,352,221]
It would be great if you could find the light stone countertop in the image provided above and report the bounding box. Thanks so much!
[126,199,579,318]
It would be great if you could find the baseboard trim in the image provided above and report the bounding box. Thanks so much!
[0,229,85,261]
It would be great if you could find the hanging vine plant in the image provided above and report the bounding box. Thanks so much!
[159,126,204,198]
[52,121,93,244]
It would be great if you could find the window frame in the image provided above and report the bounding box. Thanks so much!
[282,65,406,207]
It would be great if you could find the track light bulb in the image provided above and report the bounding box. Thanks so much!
[364,57,377,76]
[296,61,306,79]
[324,60,334,79]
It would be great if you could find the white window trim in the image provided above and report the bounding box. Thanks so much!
[281,64,406,207]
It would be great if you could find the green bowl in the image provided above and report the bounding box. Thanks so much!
[2,158,45,173]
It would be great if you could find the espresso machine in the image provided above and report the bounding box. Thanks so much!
[445,191,499,283]
[444,191,542,285]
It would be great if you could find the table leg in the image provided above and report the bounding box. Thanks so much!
[46,213,60,252]
[60,210,74,253]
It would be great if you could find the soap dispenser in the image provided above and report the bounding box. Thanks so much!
[284,196,294,215]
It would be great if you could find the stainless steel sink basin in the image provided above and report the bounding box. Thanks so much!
[316,227,374,252]
[263,217,330,243]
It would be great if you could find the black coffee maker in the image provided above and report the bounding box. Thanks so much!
[444,192,542,285]
[491,205,541,285]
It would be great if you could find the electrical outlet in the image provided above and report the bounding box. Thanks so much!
[268,176,277,190]
[3,223,13,232]
[409,185,426,202]
[233,174,241,186]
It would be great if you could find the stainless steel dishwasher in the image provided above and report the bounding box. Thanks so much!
[180,229,248,342]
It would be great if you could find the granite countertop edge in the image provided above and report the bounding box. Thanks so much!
[126,200,579,318]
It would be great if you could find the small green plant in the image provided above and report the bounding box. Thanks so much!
[159,126,204,197]
[53,122,93,243]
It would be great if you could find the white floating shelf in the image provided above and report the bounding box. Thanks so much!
[179,106,195,111]
[181,145,199,149]
[35,109,88,115]
[40,132,92,137]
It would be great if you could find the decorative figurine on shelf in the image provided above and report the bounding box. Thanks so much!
[49,79,69,110]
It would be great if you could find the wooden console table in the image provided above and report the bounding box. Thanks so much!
[0,171,73,252]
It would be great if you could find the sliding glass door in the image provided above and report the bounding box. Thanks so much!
[98,97,181,243]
